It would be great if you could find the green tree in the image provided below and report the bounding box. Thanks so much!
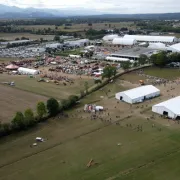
[68,95,79,106]
[37,102,47,119]
[121,61,131,70]
[139,54,147,65]
[102,66,117,80]
[24,109,35,126]
[54,35,60,41]
[40,38,43,43]
[12,112,25,130]
[47,98,59,116]
[94,79,102,84]
[61,99,71,110]
[152,52,167,67]
[1,123,11,135]
[84,81,89,93]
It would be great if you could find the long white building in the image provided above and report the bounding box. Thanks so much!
[112,38,137,46]
[124,35,177,43]
[152,96,180,119]
[116,85,160,104]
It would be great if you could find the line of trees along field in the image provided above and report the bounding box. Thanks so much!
[0,95,79,138]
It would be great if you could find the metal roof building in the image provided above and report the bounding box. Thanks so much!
[112,38,137,46]
[124,35,177,43]
[116,85,160,104]
[152,96,180,119]
[102,34,119,41]
[110,47,159,60]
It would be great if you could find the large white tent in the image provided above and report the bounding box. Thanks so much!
[18,67,39,75]
[103,34,119,41]
[115,85,160,104]
[152,96,180,119]
[168,43,180,52]
[112,38,137,46]
[148,43,167,50]
[124,35,177,43]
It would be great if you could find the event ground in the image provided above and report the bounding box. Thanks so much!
[1,67,180,179]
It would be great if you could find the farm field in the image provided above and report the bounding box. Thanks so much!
[0,74,94,100]
[0,33,54,41]
[144,67,180,80]
[18,22,136,32]
[0,84,48,123]
[1,70,180,180]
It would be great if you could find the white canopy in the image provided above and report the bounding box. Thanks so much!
[124,35,177,43]
[112,38,137,45]
[18,67,39,75]
[106,56,130,62]
[103,34,119,41]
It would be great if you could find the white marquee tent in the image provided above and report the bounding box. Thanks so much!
[112,38,137,46]
[105,56,130,62]
[124,35,177,43]
[168,43,180,52]
[18,67,39,75]
[103,34,119,41]
[152,96,180,119]
[115,85,160,104]
[148,43,167,50]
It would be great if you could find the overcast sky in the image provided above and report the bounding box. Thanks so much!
[1,0,180,14]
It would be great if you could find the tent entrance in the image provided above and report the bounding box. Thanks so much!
[176,116,180,120]
[120,96,123,101]
[163,111,168,116]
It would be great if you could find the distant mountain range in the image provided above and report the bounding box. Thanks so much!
[0,4,180,19]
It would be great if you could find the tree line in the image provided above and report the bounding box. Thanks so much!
[0,96,79,138]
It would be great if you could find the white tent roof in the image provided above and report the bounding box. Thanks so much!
[103,34,119,41]
[168,43,180,52]
[124,35,176,43]
[112,38,137,45]
[153,96,180,115]
[119,85,160,99]
[105,56,130,62]
[148,43,167,50]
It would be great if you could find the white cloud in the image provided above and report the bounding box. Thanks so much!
[1,0,180,13]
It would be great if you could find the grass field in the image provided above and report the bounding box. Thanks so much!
[0,84,47,123]
[0,33,54,41]
[144,67,180,80]
[18,22,136,32]
[1,86,180,180]
[0,74,94,100]
[1,68,180,180]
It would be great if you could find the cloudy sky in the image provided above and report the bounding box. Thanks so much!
[1,0,180,14]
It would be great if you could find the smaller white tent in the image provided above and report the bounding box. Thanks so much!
[112,38,137,46]
[18,67,39,75]
[116,85,160,104]
[152,96,180,119]
[168,43,180,52]
[69,54,81,58]
[103,34,119,41]
[148,43,167,50]
[105,56,130,62]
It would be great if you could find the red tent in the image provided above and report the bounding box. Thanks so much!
[5,64,19,70]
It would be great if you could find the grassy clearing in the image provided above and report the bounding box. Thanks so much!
[18,22,136,33]
[0,84,47,123]
[1,70,180,180]
[0,57,19,62]
[144,67,180,80]
[0,74,94,100]
[0,33,54,41]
